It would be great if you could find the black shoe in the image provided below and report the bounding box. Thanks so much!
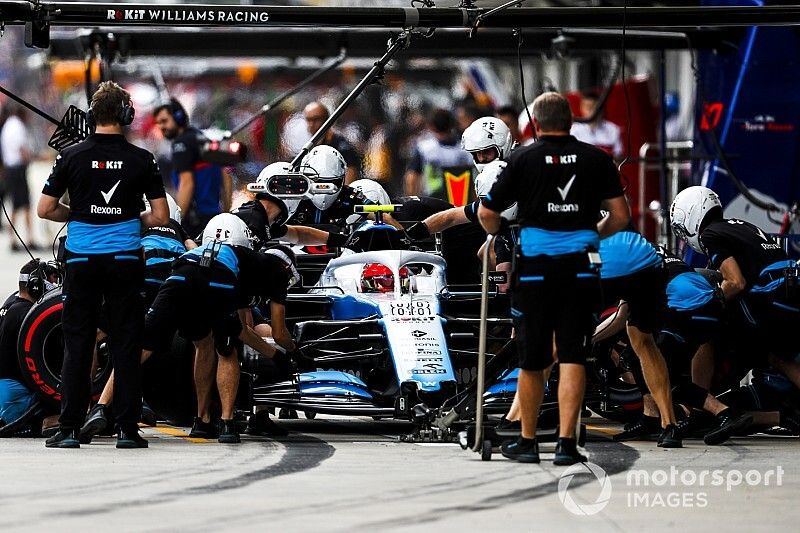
[189,417,219,439]
[500,437,540,463]
[80,404,111,442]
[703,409,753,445]
[495,417,522,434]
[218,419,241,444]
[657,424,683,448]
[140,404,158,427]
[45,428,80,448]
[614,415,660,441]
[554,437,587,465]
[246,411,288,437]
[117,427,148,449]
[676,410,716,439]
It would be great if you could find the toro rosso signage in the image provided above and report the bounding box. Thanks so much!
[104,7,270,24]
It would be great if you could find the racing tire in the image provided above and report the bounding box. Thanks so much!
[304,411,317,420]
[279,408,299,420]
[481,439,493,461]
[16,288,112,407]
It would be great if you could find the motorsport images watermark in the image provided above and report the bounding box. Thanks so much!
[558,462,785,515]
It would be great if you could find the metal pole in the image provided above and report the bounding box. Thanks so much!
[290,33,409,168]
[471,233,494,453]
[227,48,347,138]
[5,3,800,29]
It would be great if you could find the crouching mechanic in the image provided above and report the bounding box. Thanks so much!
[0,260,59,431]
[616,246,751,445]
[38,81,169,449]
[596,224,682,447]
[670,186,800,387]
[142,213,297,443]
[478,92,630,464]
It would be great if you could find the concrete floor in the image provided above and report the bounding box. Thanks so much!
[0,237,798,532]
[0,417,798,532]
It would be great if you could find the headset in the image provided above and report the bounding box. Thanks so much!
[166,98,188,127]
[87,95,136,130]
[19,260,60,301]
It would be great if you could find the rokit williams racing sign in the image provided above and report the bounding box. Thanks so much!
[106,7,269,24]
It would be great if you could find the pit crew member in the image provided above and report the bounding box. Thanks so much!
[38,81,169,449]
[478,92,630,465]
[670,186,800,387]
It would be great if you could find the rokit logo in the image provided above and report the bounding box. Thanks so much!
[92,161,123,170]
[107,9,270,23]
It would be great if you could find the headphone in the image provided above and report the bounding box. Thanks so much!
[87,95,136,129]
[19,260,61,301]
[166,98,188,127]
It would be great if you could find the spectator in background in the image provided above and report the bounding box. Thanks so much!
[303,102,362,184]
[0,105,39,251]
[455,102,482,135]
[404,108,474,199]
[496,105,521,144]
[571,91,624,160]
[153,98,233,238]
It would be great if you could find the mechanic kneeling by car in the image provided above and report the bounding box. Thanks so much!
[478,92,630,465]
[141,213,299,443]
[0,260,60,434]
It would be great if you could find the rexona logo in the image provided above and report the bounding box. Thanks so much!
[91,205,122,215]
[92,161,123,170]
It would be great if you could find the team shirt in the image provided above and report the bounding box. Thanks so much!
[232,200,289,248]
[483,135,622,257]
[142,218,190,268]
[42,134,166,254]
[656,247,716,312]
[0,297,33,382]
[700,219,793,293]
[171,127,224,216]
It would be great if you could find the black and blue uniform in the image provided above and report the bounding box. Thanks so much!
[599,227,666,333]
[143,243,291,355]
[42,133,166,432]
[141,219,190,307]
[700,218,799,360]
[171,127,224,237]
[483,135,623,370]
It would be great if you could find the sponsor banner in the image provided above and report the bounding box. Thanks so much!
[101,7,271,25]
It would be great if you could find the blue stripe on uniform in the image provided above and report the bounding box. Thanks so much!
[599,230,662,279]
[208,282,235,290]
[166,275,186,282]
[519,227,599,257]
[66,257,89,264]
[114,254,139,261]
[66,219,141,254]
[181,243,240,276]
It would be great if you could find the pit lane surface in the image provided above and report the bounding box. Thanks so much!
[1,249,799,532]
[0,416,799,532]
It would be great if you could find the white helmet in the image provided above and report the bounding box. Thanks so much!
[461,116,514,172]
[347,179,392,225]
[202,213,254,249]
[248,162,291,223]
[142,193,181,224]
[474,160,516,221]
[669,186,722,253]
[300,145,347,211]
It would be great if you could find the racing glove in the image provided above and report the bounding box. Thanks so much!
[405,221,431,241]
[286,348,316,373]
[326,231,349,248]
